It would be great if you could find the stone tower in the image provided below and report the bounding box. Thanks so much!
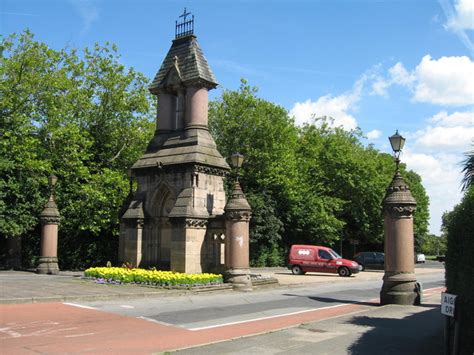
[119,10,230,273]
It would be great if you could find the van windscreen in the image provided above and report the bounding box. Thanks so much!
[329,249,342,259]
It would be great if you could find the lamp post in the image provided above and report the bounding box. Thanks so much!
[380,131,421,305]
[37,175,60,274]
[388,129,406,171]
[224,153,252,291]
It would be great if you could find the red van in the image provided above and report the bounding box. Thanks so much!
[288,244,361,277]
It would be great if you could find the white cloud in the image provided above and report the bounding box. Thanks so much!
[413,110,473,150]
[389,63,414,87]
[371,78,390,97]
[403,109,473,234]
[372,55,474,106]
[430,110,474,126]
[440,0,474,54]
[404,150,464,235]
[71,0,99,34]
[367,129,382,139]
[289,77,365,130]
[416,125,474,148]
[445,0,474,30]
[413,55,474,105]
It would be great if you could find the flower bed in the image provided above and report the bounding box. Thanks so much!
[84,267,223,287]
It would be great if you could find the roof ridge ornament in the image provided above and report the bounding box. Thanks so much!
[175,7,194,39]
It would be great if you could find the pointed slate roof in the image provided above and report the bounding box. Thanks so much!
[149,35,218,93]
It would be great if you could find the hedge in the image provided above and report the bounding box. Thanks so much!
[445,187,474,354]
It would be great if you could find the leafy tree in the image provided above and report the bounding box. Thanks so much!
[443,186,474,352]
[209,81,430,263]
[209,79,300,265]
[420,234,446,256]
[296,121,395,247]
[403,169,430,251]
[0,31,154,268]
[461,148,474,191]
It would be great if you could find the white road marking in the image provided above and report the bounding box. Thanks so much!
[188,303,348,331]
[64,332,96,338]
[63,302,96,310]
[0,327,22,338]
[120,305,134,309]
[137,316,179,327]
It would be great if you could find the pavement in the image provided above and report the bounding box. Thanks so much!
[0,265,446,354]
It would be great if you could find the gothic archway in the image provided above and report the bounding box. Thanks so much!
[142,184,175,267]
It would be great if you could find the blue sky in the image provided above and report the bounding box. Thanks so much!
[2,0,473,235]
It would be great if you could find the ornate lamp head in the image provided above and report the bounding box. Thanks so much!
[389,130,406,169]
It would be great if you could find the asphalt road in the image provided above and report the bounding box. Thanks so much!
[69,271,444,331]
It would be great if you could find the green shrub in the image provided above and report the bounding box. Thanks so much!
[444,187,474,354]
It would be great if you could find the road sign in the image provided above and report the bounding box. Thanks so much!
[441,292,457,317]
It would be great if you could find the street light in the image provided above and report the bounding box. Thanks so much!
[48,174,58,195]
[389,130,406,169]
[230,153,244,181]
[230,153,244,169]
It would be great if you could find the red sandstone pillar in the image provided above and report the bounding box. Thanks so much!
[224,181,252,291]
[156,91,175,132]
[185,87,208,128]
[37,175,60,275]
[380,171,421,305]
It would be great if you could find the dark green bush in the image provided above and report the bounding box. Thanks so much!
[444,186,474,354]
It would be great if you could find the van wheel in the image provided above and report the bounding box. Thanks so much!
[359,263,365,271]
[291,265,304,275]
[338,266,351,277]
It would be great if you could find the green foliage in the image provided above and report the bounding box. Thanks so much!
[246,191,285,266]
[209,80,430,264]
[403,169,430,251]
[210,79,299,265]
[443,186,474,353]
[0,31,154,268]
[420,234,446,256]
[461,149,474,192]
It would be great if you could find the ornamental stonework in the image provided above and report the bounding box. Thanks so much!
[226,210,252,221]
[194,164,228,177]
[40,216,61,225]
[385,205,416,218]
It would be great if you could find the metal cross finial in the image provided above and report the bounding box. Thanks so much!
[179,7,191,22]
[175,8,194,39]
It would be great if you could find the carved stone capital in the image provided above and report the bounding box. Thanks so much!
[226,210,251,221]
[194,164,229,177]
[172,217,208,228]
[385,205,416,218]
[40,216,61,225]
[185,218,208,228]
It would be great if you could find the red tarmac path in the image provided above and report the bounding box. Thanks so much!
[0,287,444,354]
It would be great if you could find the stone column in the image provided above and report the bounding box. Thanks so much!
[156,91,175,132]
[37,178,60,275]
[380,170,421,305]
[224,181,252,291]
[122,219,144,268]
[185,87,208,128]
